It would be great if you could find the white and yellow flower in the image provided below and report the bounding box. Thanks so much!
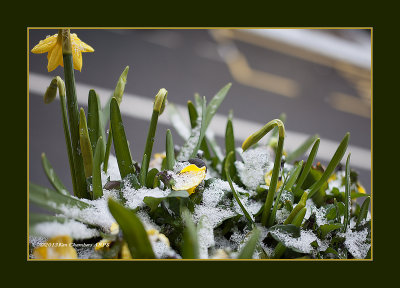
[172,164,206,194]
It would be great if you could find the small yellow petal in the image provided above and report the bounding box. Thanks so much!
[264,170,283,190]
[47,43,63,72]
[172,164,206,192]
[72,47,83,72]
[31,34,58,54]
[71,33,94,52]
[180,164,206,174]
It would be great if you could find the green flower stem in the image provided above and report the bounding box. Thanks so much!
[141,89,167,181]
[61,29,89,199]
[45,76,77,195]
[241,119,285,227]
[263,137,284,226]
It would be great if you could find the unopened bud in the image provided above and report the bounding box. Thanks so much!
[153,88,168,114]
[44,79,58,104]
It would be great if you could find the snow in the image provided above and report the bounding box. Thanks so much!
[197,216,215,259]
[101,154,121,187]
[123,187,171,210]
[59,189,119,232]
[235,146,270,190]
[338,228,370,259]
[270,229,328,255]
[177,118,202,161]
[32,220,100,240]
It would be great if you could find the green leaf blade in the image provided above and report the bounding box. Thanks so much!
[41,153,69,196]
[108,198,155,259]
[110,97,136,179]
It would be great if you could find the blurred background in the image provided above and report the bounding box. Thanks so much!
[28,28,371,213]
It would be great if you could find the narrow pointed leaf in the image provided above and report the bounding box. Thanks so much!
[146,168,159,188]
[177,97,207,160]
[286,134,319,163]
[87,89,102,152]
[103,67,130,172]
[293,138,320,198]
[166,129,175,171]
[143,190,189,212]
[110,97,136,179]
[79,108,93,178]
[237,228,260,259]
[343,153,351,232]
[108,198,155,259]
[139,154,149,186]
[225,151,254,225]
[204,83,231,128]
[308,133,350,199]
[356,197,370,227]
[181,208,199,259]
[41,153,69,196]
[29,182,90,213]
[187,100,198,128]
[268,160,303,227]
[92,137,105,200]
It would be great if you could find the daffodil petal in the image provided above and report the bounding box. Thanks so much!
[72,47,83,72]
[31,34,58,54]
[47,42,63,72]
[71,33,94,52]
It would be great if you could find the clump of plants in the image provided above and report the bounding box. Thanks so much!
[29,29,371,260]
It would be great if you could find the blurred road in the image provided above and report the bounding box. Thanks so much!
[28,29,372,213]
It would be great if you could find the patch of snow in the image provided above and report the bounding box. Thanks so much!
[32,220,99,240]
[235,146,270,190]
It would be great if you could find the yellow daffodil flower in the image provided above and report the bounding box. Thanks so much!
[172,164,206,194]
[264,170,283,190]
[33,235,77,259]
[31,32,94,72]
